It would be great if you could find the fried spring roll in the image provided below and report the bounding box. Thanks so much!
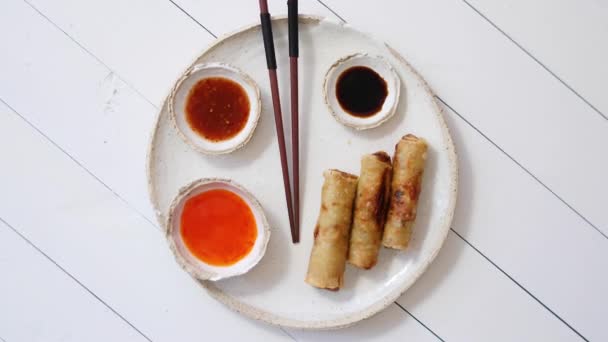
[348,152,392,269]
[305,169,358,290]
[382,134,427,250]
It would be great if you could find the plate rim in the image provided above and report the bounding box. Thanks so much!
[146,15,458,330]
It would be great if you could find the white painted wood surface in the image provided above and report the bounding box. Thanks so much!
[0,0,605,341]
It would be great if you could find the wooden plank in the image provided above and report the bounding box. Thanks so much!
[22,0,211,104]
[292,304,439,342]
[171,0,335,35]
[465,0,608,117]
[396,232,580,342]
[0,99,291,342]
[420,102,607,340]
[0,219,147,342]
[0,0,158,224]
[443,99,608,339]
[319,0,608,237]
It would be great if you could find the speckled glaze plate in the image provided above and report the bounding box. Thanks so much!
[147,16,457,329]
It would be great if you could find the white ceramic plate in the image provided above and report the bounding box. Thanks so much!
[147,16,458,329]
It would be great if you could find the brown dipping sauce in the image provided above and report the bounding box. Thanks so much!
[185,77,250,141]
[336,66,388,118]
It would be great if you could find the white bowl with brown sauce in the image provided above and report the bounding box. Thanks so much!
[323,53,401,130]
[169,63,261,155]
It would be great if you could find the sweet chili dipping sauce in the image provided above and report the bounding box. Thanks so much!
[336,66,388,118]
[186,77,250,141]
[180,189,257,266]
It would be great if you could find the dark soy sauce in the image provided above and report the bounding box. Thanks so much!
[336,66,388,117]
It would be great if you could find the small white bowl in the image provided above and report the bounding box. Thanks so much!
[166,178,270,281]
[323,53,400,130]
[169,63,261,155]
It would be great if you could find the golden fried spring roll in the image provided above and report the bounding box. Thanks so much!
[348,152,392,269]
[382,134,427,250]
[305,169,358,290]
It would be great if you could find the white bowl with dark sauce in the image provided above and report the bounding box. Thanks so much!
[323,53,400,130]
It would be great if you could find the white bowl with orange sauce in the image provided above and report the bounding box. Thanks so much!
[166,178,270,281]
[169,63,261,155]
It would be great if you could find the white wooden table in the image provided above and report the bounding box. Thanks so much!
[1,1,606,341]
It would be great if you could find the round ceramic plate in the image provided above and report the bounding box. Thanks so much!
[147,16,458,329]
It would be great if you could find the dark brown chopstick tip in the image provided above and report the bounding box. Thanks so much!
[289,57,300,244]
[258,0,268,13]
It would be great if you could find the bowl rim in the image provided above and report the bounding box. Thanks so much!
[165,177,271,281]
[168,62,262,155]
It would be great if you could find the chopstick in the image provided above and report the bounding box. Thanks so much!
[288,0,300,243]
[258,0,298,243]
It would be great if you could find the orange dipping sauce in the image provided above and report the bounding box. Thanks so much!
[180,189,257,266]
[185,77,250,142]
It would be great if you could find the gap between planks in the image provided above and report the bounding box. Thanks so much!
[0,216,154,342]
[461,0,607,122]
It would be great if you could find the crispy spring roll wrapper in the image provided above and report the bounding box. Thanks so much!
[305,169,358,290]
[348,152,392,269]
[382,134,428,250]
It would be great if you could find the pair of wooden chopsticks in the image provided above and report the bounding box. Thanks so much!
[258,0,300,243]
